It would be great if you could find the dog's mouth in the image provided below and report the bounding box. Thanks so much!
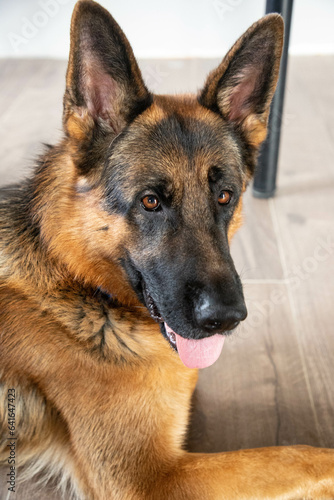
[142,281,225,369]
[142,282,164,323]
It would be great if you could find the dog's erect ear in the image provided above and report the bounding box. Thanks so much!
[63,0,151,139]
[199,14,283,150]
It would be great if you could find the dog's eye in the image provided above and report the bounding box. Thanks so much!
[218,190,231,205]
[141,195,161,211]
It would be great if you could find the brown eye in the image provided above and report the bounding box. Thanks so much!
[218,190,231,205]
[141,195,160,211]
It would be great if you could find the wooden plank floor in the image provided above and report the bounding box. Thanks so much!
[0,56,333,499]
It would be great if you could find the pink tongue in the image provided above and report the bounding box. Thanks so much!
[165,324,225,369]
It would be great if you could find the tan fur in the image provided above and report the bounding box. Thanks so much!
[228,196,244,242]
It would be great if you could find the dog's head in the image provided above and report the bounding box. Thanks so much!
[43,1,283,368]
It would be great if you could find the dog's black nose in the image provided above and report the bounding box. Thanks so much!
[193,290,247,333]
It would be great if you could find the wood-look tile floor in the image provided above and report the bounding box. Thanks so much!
[0,56,333,499]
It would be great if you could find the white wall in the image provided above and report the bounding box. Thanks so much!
[0,0,334,59]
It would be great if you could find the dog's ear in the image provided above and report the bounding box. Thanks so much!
[63,0,151,140]
[199,14,283,151]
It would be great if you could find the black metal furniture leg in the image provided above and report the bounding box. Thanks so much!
[252,0,294,198]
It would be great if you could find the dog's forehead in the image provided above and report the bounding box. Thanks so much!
[136,95,242,169]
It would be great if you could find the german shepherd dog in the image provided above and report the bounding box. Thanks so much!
[1,1,334,498]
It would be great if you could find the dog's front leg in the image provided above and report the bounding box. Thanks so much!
[68,427,334,499]
[148,447,334,500]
